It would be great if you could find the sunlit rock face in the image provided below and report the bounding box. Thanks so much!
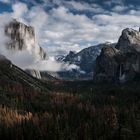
[116,28,140,53]
[26,69,41,79]
[26,69,57,80]
[94,28,140,83]
[5,19,46,60]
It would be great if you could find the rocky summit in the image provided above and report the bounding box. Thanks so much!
[5,19,46,60]
[94,28,140,83]
[116,28,140,53]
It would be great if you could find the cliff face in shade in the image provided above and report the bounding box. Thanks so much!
[0,54,48,92]
[94,47,123,82]
[5,19,47,60]
[94,28,140,83]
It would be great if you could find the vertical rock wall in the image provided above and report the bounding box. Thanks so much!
[5,19,47,60]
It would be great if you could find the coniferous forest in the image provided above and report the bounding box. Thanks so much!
[0,80,140,140]
[0,1,140,140]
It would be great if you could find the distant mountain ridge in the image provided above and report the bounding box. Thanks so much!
[2,19,118,80]
[63,43,116,73]
[4,20,140,82]
[54,43,116,80]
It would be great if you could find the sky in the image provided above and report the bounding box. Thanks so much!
[0,0,140,71]
[0,0,140,56]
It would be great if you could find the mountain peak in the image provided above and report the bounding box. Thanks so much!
[95,27,140,83]
[116,28,140,53]
[68,51,76,56]
[55,43,116,80]
[5,19,47,60]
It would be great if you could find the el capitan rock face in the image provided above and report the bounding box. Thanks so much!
[5,19,47,60]
[94,28,140,83]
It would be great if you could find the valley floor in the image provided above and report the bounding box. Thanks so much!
[0,80,140,140]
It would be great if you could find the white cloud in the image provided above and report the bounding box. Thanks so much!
[112,5,127,12]
[0,0,10,4]
[1,1,140,72]
[12,2,28,19]
[9,2,140,56]
[93,13,140,27]
[27,57,80,72]
[0,3,84,72]
[63,0,103,12]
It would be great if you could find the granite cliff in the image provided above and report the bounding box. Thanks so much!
[5,19,46,60]
[94,28,140,83]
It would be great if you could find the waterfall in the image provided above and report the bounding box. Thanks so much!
[119,64,122,77]
[119,64,125,82]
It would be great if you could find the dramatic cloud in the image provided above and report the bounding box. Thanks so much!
[1,1,140,72]
[12,2,28,19]
[28,57,80,72]
[0,0,10,4]
[59,0,106,13]
[8,1,140,57]
[0,2,83,72]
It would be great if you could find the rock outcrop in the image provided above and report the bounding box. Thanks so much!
[94,28,140,83]
[39,46,47,60]
[116,28,140,53]
[5,19,47,60]
[26,69,42,79]
[26,69,57,81]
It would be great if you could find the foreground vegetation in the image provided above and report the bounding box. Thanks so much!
[0,81,140,140]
